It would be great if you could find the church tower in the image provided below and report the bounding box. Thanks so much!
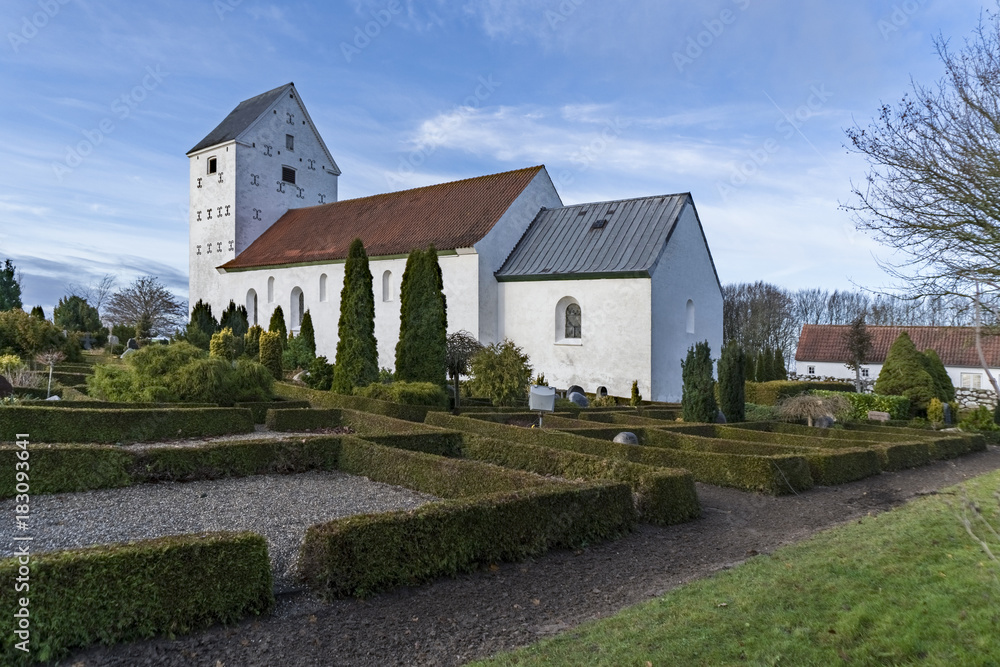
[186,83,340,317]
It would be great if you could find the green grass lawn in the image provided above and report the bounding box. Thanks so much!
[473,470,1000,667]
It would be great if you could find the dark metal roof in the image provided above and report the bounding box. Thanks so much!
[187,83,293,155]
[496,194,692,280]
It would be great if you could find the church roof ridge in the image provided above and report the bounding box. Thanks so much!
[187,82,294,155]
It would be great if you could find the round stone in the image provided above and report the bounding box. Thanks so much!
[613,431,638,445]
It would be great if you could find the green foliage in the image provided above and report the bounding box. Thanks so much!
[395,247,448,385]
[959,405,1000,431]
[745,380,854,406]
[468,339,532,407]
[274,382,437,422]
[681,341,717,423]
[354,380,449,408]
[744,403,779,421]
[306,355,334,390]
[813,390,911,421]
[630,380,642,407]
[717,342,746,422]
[219,300,249,338]
[0,259,22,311]
[771,348,787,381]
[921,348,955,402]
[243,325,262,360]
[590,395,618,407]
[874,332,938,413]
[169,358,272,405]
[0,308,80,359]
[209,327,239,361]
[283,331,315,371]
[535,373,548,387]
[53,295,101,333]
[0,406,254,443]
[927,397,945,424]
[298,309,316,358]
[332,239,378,393]
[184,300,218,350]
[268,305,287,349]
[0,533,273,664]
[258,331,283,380]
[29,305,44,320]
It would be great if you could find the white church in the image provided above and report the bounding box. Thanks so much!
[187,83,722,402]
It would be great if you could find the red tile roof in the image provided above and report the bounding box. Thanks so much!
[221,166,544,270]
[795,324,1000,367]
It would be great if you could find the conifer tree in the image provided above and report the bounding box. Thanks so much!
[874,331,937,413]
[244,325,263,360]
[259,330,283,380]
[332,238,378,393]
[921,348,955,402]
[219,300,249,338]
[395,247,448,384]
[718,341,746,422]
[299,309,316,358]
[268,305,287,349]
[30,306,44,320]
[0,259,22,312]
[682,341,718,422]
[185,300,218,350]
[772,348,788,381]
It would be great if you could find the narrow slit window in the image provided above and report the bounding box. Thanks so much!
[207,157,217,174]
[286,134,294,151]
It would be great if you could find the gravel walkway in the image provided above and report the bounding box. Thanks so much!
[62,445,1000,667]
[0,471,436,592]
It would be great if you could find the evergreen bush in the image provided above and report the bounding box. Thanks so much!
[717,341,746,422]
[874,332,938,414]
[184,300,218,350]
[268,306,287,349]
[681,341,717,423]
[395,248,448,385]
[927,397,945,424]
[298,310,316,358]
[630,380,642,407]
[468,339,532,407]
[921,348,955,402]
[219,301,249,338]
[332,239,378,393]
[306,356,334,391]
[259,331,283,380]
[209,327,239,361]
[243,325,262,360]
[354,381,449,408]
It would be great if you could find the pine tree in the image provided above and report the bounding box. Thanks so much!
[244,325,263,360]
[395,247,448,384]
[299,309,316,358]
[269,305,287,349]
[219,300,249,338]
[772,348,787,381]
[332,238,378,393]
[0,259,22,312]
[259,330,283,380]
[29,306,44,320]
[630,380,642,407]
[682,341,718,422]
[874,331,937,413]
[718,341,746,422]
[921,348,955,402]
[185,300,218,350]
[755,348,771,382]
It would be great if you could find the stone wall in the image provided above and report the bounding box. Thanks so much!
[955,387,999,410]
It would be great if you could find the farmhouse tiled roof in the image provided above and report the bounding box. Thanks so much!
[795,324,1000,367]
[220,166,545,270]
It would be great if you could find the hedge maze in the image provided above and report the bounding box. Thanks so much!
[0,384,988,662]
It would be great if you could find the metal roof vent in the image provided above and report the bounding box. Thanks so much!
[591,219,607,230]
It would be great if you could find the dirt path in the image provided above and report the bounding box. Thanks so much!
[66,445,1000,667]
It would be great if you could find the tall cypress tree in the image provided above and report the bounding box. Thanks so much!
[219,300,249,338]
[299,309,316,358]
[332,238,378,393]
[269,305,287,349]
[772,348,787,381]
[0,259,22,312]
[395,247,448,384]
[718,341,746,422]
[682,341,718,422]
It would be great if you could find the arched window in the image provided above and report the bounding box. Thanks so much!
[382,270,393,302]
[246,289,258,326]
[565,303,581,339]
[686,299,695,334]
[597,386,608,397]
[319,273,328,302]
[290,286,304,327]
[267,276,275,303]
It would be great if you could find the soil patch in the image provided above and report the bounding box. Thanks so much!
[65,446,1000,667]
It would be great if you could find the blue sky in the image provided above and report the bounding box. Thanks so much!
[0,0,988,313]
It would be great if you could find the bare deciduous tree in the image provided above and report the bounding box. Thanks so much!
[105,276,185,338]
[69,274,116,320]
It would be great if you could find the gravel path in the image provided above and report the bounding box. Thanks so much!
[62,445,1000,667]
[0,471,436,592]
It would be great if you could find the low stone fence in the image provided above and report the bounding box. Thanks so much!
[955,387,999,411]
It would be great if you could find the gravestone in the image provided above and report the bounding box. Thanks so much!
[613,431,638,445]
[120,348,136,360]
[0,375,12,399]
[866,411,891,422]
[126,338,139,350]
[715,409,727,424]
[814,415,834,428]
[568,391,589,408]
[567,385,585,397]
[81,333,94,350]
[942,403,952,425]
[108,335,119,347]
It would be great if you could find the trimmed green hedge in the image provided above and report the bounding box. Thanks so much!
[0,407,254,443]
[298,481,635,598]
[745,380,854,406]
[461,435,700,525]
[813,390,911,420]
[274,382,438,422]
[426,412,813,495]
[0,445,132,497]
[11,388,60,400]
[639,409,682,421]
[0,532,273,664]
[236,400,310,423]
[49,371,89,386]
[16,401,218,409]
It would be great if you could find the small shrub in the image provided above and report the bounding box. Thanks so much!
[354,381,449,408]
[243,325,262,360]
[777,394,850,426]
[283,332,314,371]
[927,397,945,424]
[813,390,911,421]
[535,373,548,386]
[960,405,1000,432]
[468,339,532,407]
[209,327,239,361]
[377,367,395,384]
[590,395,618,407]
[630,380,642,407]
[306,356,334,391]
[744,403,778,422]
[259,331,283,380]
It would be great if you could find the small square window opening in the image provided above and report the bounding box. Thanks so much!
[282,166,296,184]
[207,157,217,174]
[807,366,815,375]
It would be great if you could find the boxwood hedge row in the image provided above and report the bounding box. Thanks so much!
[0,406,254,443]
[461,435,700,525]
[297,480,635,599]
[0,532,273,665]
[235,400,310,423]
[274,383,438,422]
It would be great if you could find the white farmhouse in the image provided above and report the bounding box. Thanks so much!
[187,83,723,401]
